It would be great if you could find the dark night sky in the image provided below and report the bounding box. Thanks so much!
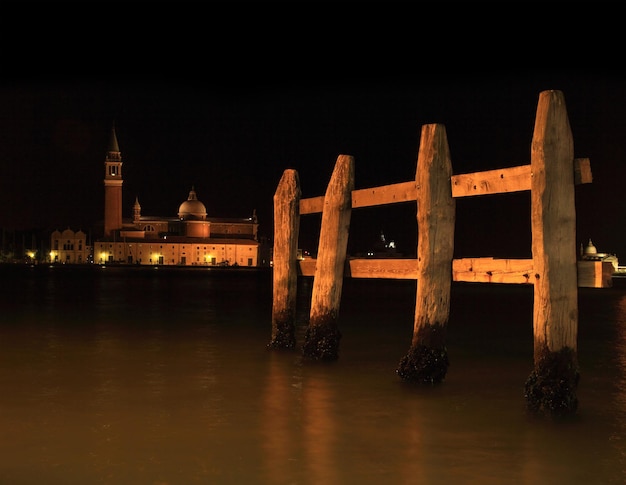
[2,72,625,258]
[1,8,624,259]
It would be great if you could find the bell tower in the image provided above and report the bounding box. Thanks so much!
[103,125,123,238]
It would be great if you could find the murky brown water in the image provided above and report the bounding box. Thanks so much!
[1,265,624,484]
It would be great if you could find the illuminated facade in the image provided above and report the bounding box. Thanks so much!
[93,126,261,267]
[50,228,91,264]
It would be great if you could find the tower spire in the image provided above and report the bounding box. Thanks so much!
[108,122,120,153]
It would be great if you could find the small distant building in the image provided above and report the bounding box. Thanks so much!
[50,228,91,264]
[579,239,619,270]
[577,239,618,288]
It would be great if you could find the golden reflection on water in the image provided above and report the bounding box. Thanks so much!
[399,392,425,484]
[302,372,338,485]
[261,352,301,484]
[262,352,341,484]
[2,270,626,484]
[614,295,626,432]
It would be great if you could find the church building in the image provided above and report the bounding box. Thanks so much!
[49,228,91,264]
[66,126,262,267]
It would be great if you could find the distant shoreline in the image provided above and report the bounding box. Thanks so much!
[0,263,272,274]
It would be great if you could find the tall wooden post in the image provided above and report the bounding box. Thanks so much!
[268,169,301,350]
[302,155,354,361]
[525,90,579,416]
[397,124,455,384]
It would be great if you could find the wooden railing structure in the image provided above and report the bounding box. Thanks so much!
[269,90,592,416]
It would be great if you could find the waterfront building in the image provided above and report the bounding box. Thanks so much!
[50,228,91,264]
[53,126,263,267]
[577,238,620,288]
[579,238,619,271]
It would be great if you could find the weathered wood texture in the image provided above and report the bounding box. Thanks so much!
[346,258,417,279]
[531,90,578,356]
[299,181,416,214]
[299,158,591,215]
[309,155,355,324]
[300,257,535,283]
[412,123,455,345]
[452,258,534,284]
[452,164,532,197]
[269,170,301,348]
[297,157,591,285]
[273,89,586,413]
[300,258,417,279]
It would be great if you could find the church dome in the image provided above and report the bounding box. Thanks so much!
[178,187,207,220]
[584,239,597,255]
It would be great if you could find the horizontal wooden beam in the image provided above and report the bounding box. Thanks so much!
[298,257,535,284]
[451,165,531,197]
[347,258,418,279]
[299,159,591,214]
[298,258,317,276]
[574,157,592,184]
[300,195,325,215]
[452,158,591,198]
[300,181,417,215]
[299,258,417,279]
[452,257,534,284]
[351,181,418,209]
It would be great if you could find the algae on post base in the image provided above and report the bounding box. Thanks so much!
[524,345,580,417]
[302,316,342,361]
[397,322,449,385]
[267,311,297,350]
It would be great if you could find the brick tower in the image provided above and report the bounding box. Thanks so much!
[103,125,123,238]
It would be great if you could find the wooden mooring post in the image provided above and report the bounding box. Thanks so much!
[396,123,454,385]
[268,169,301,350]
[270,90,592,416]
[525,90,580,415]
[301,155,354,361]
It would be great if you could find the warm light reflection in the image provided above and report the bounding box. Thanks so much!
[261,356,339,483]
[261,354,299,484]
[400,395,426,483]
[614,295,626,413]
[303,374,338,484]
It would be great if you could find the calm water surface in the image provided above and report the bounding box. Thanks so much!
[0,264,625,484]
